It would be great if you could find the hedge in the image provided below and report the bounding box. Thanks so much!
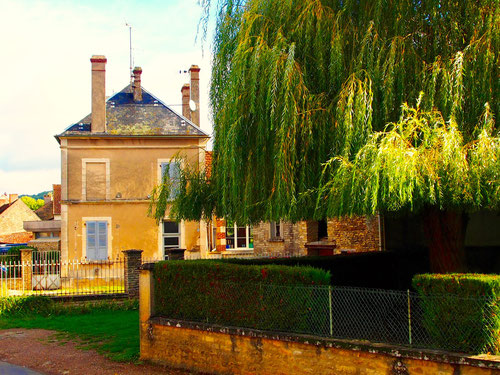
[153,261,331,334]
[218,251,430,289]
[412,274,500,354]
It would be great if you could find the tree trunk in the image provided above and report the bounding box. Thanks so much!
[423,207,468,273]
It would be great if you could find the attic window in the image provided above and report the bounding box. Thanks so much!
[154,100,159,107]
[181,120,186,127]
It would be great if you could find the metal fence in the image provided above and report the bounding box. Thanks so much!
[0,256,126,297]
[165,282,499,355]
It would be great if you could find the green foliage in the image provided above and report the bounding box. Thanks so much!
[412,274,500,354]
[0,296,54,316]
[6,245,37,257]
[151,0,499,223]
[153,260,330,332]
[20,196,44,211]
[319,102,500,216]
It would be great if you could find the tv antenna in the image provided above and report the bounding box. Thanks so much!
[125,22,133,83]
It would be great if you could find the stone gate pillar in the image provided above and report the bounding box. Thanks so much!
[20,248,33,291]
[123,249,143,297]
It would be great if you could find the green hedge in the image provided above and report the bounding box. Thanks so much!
[153,261,331,334]
[412,274,500,354]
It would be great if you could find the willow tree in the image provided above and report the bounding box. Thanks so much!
[152,0,499,272]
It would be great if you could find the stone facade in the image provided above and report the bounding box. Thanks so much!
[0,199,40,243]
[210,216,381,257]
[327,215,382,252]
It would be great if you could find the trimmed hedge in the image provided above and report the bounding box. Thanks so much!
[412,274,500,354]
[218,251,430,289]
[153,261,331,333]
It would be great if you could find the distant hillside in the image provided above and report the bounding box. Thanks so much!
[21,191,50,200]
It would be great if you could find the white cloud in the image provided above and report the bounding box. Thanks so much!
[0,0,214,194]
[0,169,60,195]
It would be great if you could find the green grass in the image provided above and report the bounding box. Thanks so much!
[0,299,140,362]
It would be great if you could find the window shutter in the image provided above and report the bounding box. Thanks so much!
[97,222,108,260]
[86,221,97,260]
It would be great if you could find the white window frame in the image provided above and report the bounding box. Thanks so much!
[225,223,253,250]
[157,158,182,201]
[81,217,112,261]
[162,220,181,251]
[81,158,110,201]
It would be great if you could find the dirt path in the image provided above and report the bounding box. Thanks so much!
[0,329,195,375]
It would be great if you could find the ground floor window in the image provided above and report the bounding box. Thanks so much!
[270,221,282,239]
[226,222,253,250]
[86,221,108,261]
[162,221,180,256]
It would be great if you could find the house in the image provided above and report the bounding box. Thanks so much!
[23,184,62,251]
[0,194,41,244]
[199,152,383,259]
[55,56,209,262]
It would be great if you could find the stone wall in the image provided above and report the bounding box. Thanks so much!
[328,215,382,252]
[27,239,61,251]
[140,318,499,375]
[252,222,306,256]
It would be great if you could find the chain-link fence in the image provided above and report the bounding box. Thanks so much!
[162,282,499,355]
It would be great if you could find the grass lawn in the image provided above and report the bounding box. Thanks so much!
[0,308,140,362]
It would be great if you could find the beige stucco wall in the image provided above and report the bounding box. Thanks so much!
[61,136,206,261]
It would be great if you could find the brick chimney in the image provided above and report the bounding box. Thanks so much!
[181,83,191,121]
[9,194,18,204]
[90,55,107,133]
[132,67,142,102]
[188,65,200,127]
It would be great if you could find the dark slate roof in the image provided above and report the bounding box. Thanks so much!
[58,84,208,138]
[35,201,54,221]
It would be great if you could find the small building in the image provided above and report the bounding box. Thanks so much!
[0,194,40,244]
[23,184,62,251]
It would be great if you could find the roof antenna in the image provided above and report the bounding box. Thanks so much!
[125,22,133,83]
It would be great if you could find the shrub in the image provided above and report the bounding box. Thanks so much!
[218,251,430,289]
[412,274,500,354]
[153,261,330,334]
[6,245,37,257]
[0,296,54,316]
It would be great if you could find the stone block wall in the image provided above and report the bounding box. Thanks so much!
[328,215,381,252]
[140,318,499,375]
[252,222,306,256]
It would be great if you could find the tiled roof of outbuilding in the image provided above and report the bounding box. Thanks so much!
[57,84,208,138]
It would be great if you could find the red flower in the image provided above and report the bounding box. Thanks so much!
[261,269,268,279]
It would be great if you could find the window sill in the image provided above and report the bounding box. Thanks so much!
[268,238,284,243]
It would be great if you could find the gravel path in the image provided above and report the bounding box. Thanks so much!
[0,329,194,375]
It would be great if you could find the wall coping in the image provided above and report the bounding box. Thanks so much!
[147,317,500,371]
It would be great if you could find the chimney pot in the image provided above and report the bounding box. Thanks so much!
[91,55,107,133]
[132,66,143,102]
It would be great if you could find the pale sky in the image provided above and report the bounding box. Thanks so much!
[0,0,213,195]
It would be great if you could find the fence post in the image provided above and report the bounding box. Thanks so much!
[139,263,155,323]
[329,286,333,336]
[20,248,33,292]
[407,289,412,346]
[123,249,143,297]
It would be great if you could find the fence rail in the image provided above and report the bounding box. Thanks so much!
[0,257,126,297]
[156,281,500,355]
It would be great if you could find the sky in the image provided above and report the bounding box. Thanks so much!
[0,0,214,195]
